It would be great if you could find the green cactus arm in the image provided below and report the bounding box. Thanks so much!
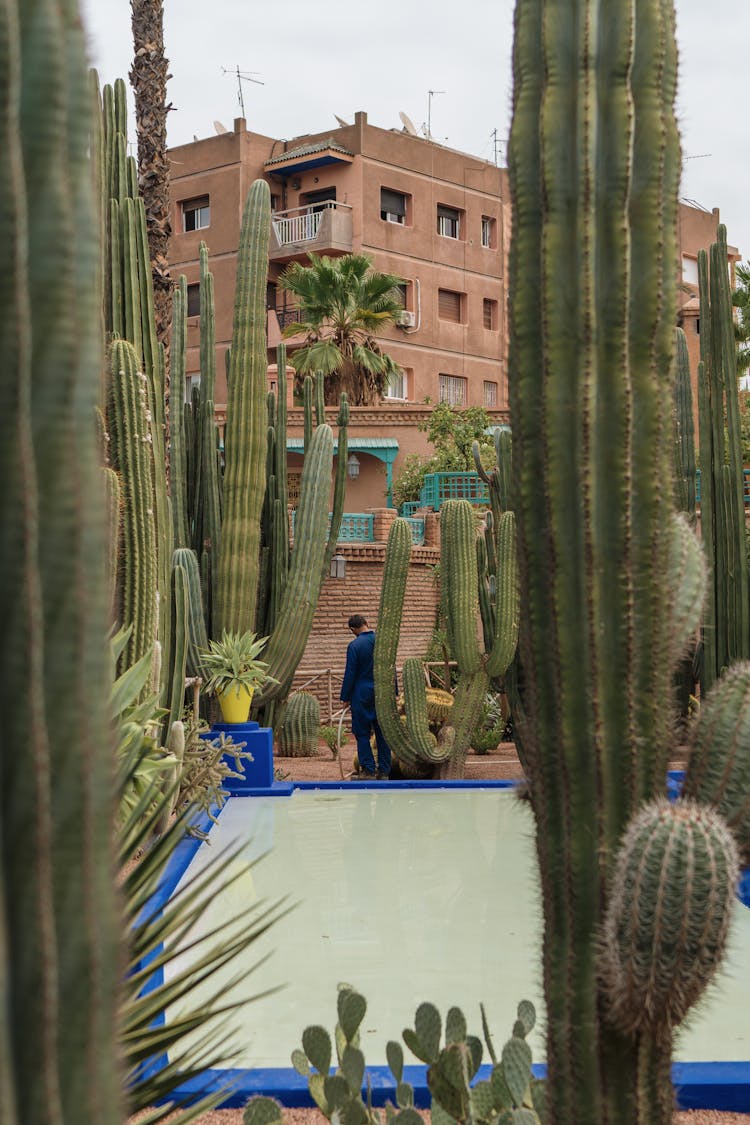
[303,375,313,453]
[172,547,209,679]
[373,520,426,766]
[165,562,189,738]
[215,179,271,636]
[315,370,325,424]
[321,393,350,581]
[440,501,481,675]
[170,277,189,547]
[672,327,695,517]
[683,662,750,863]
[109,340,158,673]
[253,424,335,704]
[275,342,288,501]
[402,658,450,762]
[486,510,519,679]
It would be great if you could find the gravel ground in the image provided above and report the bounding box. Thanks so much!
[138,740,746,1124]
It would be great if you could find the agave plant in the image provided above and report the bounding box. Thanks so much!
[200,630,278,699]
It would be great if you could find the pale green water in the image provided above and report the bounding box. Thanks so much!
[166,789,750,1070]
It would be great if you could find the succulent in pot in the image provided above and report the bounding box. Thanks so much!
[200,630,278,724]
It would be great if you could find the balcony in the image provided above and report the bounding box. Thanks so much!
[269,202,353,262]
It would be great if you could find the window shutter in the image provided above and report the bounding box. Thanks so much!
[438,289,462,322]
[381,189,406,216]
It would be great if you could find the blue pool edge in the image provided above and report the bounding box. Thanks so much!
[142,777,750,1113]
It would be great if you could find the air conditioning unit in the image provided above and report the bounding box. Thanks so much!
[396,310,416,328]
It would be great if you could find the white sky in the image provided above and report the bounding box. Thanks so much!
[80,0,749,261]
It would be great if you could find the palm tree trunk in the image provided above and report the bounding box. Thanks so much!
[130,0,172,441]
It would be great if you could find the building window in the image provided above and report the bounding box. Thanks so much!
[439,374,467,406]
[483,298,498,330]
[270,194,281,212]
[682,255,699,287]
[483,381,498,408]
[437,204,461,239]
[186,283,200,318]
[185,373,201,403]
[303,187,336,212]
[381,187,408,224]
[385,367,408,400]
[182,196,210,232]
[481,215,496,248]
[438,288,463,323]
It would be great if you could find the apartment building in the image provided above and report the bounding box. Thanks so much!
[168,112,738,508]
[169,111,508,508]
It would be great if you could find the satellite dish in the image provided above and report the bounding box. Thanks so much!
[399,111,419,136]
[214,120,229,134]
[334,114,351,127]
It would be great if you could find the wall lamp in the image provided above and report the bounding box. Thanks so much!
[330,554,346,579]
[347,453,360,478]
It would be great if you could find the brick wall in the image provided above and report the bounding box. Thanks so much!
[289,541,440,720]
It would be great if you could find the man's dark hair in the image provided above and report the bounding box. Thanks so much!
[348,614,368,630]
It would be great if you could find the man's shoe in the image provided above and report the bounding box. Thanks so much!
[349,769,376,780]
[376,770,391,780]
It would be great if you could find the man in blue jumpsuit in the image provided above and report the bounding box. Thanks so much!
[340,614,392,779]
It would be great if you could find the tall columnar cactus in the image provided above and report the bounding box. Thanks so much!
[100,80,173,690]
[108,340,158,672]
[696,227,750,694]
[215,179,272,636]
[1,2,123,1118]
[374,501,519,779]
[507,2,749,1122]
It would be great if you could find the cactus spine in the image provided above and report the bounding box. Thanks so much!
[1,2,122,1116]
[507,2,748,1122]
[277,691,321,756]
[215,179,271,635]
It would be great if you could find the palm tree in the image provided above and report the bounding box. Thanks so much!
[733,261,750,381]
[278,252,404,406]
[130,0,173,367]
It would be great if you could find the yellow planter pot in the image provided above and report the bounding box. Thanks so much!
[217,684,255,724]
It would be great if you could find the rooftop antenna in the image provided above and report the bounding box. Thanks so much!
[490,128,503,166]
[221,65,264,118]
[427,89,445,142]
[214,120,229,135]
[399,110,419,136]
[334,114,351,128]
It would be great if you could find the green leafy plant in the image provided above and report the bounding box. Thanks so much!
[469,693,507,755]
[319,724,348,755]
[200,629,278,699]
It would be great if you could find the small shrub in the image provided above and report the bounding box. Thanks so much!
[319,724,348,755]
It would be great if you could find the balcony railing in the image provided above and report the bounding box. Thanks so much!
[269,201,353,259]
[272,206,326,245]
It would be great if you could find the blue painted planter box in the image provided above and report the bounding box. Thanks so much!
[200,721,275,791]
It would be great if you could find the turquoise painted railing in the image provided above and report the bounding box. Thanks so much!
[291,511,375,541]
[695,468,750,506]
[403,518,425,545]
[400,472,490,514]
[290,511,425,546]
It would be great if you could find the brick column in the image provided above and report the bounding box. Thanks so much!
[368,507,398,543]
[423,511,440,547]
